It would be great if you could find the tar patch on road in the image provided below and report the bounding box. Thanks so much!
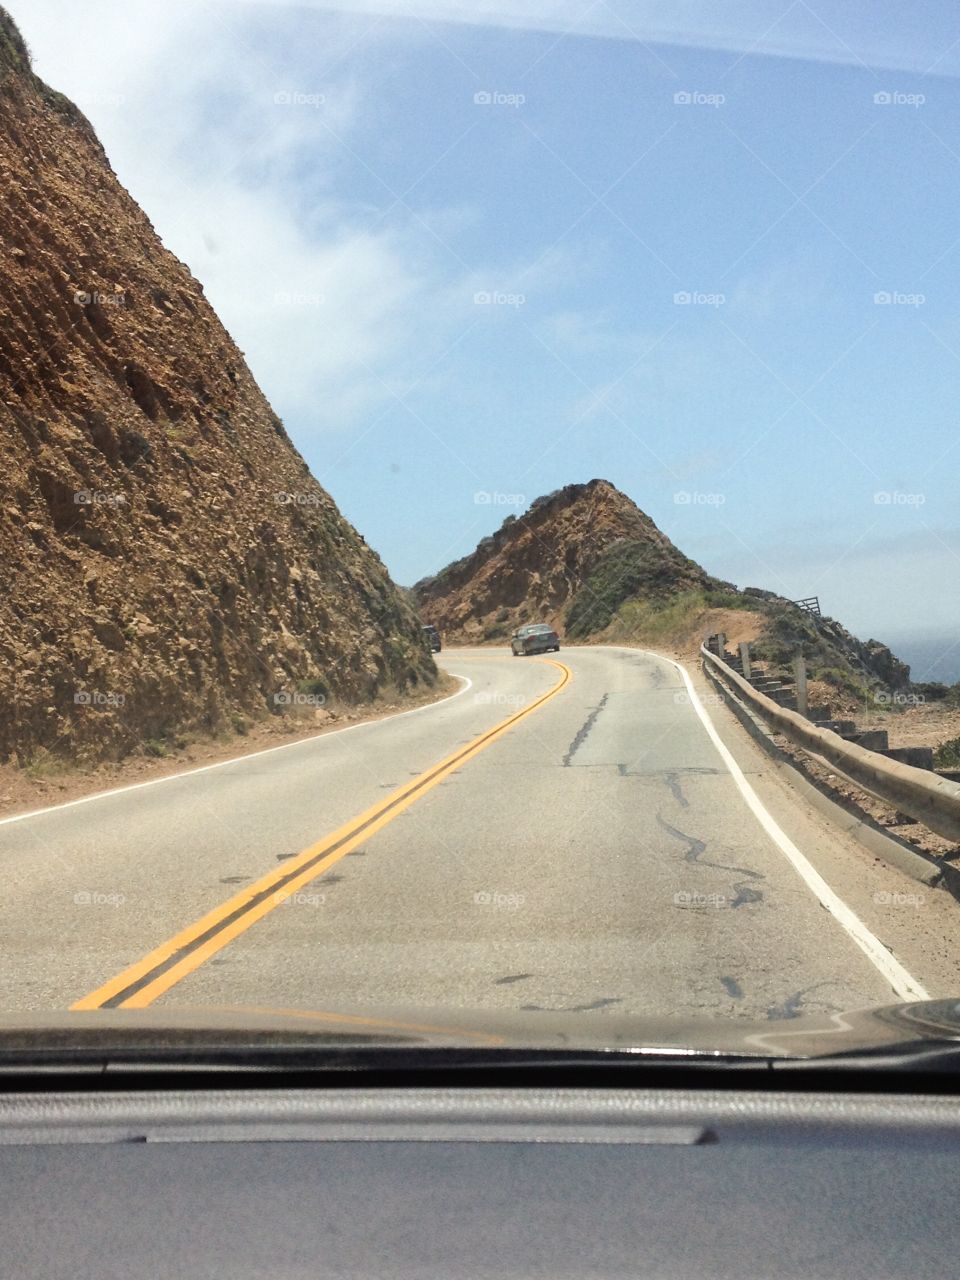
[766,982,842,1021]
[616,765,721,808]
[563,693,609,766]
[521,997,623,1012]
[657,815,765,909]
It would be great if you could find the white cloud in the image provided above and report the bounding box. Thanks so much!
[728,248,836,322]
[11,0,525,430]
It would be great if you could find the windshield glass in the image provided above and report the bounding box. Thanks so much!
[2,0,960,1051]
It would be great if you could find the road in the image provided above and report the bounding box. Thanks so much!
[2,645,959,1020]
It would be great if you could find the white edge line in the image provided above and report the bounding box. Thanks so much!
[637,646,929,1004]
[0,673,474,829]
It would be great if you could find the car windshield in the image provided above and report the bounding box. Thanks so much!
[2,0,960,1057]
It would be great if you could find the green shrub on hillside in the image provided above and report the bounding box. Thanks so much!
[565,539,707,638]
[297,677,329,699]
[702,589,756,611]
[606,591,710,646]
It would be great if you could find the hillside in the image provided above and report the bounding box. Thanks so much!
[413,479,715,642]
[0,9,436,766]
[413,480,915,708]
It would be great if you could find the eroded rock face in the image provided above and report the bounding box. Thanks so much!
[412,479,712,641]
[859,639,912,691]
[0,9,434,764]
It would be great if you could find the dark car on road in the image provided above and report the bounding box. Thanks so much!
[421,624,442,653]
[511,623,560,656]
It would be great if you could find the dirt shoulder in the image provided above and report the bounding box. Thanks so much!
[0,673,460,821]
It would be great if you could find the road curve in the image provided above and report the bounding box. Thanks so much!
[0,645,957,1020]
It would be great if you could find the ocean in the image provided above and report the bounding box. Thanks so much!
[885,635,960,685]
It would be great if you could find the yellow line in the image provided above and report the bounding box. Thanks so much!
[72,659,571,1011]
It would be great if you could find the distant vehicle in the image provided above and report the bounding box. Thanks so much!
[511,623,560,656]
[421,624,442,653]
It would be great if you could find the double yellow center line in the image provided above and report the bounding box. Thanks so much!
[73,658,571,1010]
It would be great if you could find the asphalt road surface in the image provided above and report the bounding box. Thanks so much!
[2,646,959,1021]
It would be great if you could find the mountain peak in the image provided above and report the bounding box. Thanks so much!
[413,481,713,641]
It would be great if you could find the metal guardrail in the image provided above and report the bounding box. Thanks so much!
[701,643,960,844]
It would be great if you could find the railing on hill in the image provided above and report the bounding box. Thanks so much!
[793,596,821,617]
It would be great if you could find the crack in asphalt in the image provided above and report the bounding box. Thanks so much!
[657,814,706,863]
[662,770,686,807]
[616,764,722,798]
[657,815,765,909]
[562,692,610,767]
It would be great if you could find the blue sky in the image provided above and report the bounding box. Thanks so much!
[16,0,960,678]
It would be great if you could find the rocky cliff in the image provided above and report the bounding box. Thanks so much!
[0,9,435,765]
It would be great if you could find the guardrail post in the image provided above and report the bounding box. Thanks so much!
[739,642,752,679]
[793,654,808,717]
